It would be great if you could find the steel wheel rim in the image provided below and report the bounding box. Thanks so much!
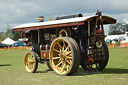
[24,52,35,72]
[50,39,73,74]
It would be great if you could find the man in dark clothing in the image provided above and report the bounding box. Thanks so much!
[77,25,88,64]
[32,16,45,56]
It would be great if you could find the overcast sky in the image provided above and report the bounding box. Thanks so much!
[0,0,128,34]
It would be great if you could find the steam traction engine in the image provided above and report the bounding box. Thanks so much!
[13,11,116,75]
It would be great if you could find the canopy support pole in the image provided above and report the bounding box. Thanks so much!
[38,29,40,44]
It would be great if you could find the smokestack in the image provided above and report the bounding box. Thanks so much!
[38,16,44,22]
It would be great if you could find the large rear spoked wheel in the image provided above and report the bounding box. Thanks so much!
[81,43,109,71]
[49,37,80,75]
[24,51,38,73]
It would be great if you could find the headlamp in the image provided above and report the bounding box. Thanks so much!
[96,41,102,48]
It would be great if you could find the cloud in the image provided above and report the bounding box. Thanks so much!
[0,0,128,33]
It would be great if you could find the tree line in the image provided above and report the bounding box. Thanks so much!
[0,25,23,41]
[108,22,126,35]
[0,29,22,41]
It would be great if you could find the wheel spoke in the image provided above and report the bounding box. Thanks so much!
[27,57,29,64]
[61,63,65,72]
[30,54,33,60]
[66,56,72,59]
[67,45,70,51]
[31,60,35,64]
[56,61,63,67]
[70,60,72,64]
[57,42,63,49]
[63,41,66,49]
[66,64,69,71]
[53,57,60,60]
[67,60,72,65]
[27,56,30,60]
[32,58,35,62]
[61,61,64,68]
[58,58,62,63]
[65,45,69,51]
[66,51,72,55]
[68,54,72,57]
[53,49,60,53]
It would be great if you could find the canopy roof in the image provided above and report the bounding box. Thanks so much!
[1,37,15,45]
[13,15,116,31]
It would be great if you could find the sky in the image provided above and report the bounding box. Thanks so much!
[0,0,128,34]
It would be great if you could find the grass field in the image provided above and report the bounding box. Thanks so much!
[0,47,128,85]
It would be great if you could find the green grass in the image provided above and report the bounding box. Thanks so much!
[0,47,128,85]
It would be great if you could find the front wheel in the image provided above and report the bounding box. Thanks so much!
[24,51,38,73]
[81,43,109,71]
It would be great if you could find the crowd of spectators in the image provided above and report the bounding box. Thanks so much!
[106,38,120,47]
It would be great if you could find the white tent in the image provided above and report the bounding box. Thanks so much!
[2,37,15,45]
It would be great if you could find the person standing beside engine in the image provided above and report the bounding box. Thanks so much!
[32,16,45,56]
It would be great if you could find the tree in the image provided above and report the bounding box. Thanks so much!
[4,25,22,41]
[108,23,125,35]
[12,31,23,41]
[0,32,5,41]
[5,29,14,39]
[0,25,22,41]
[126,24,128,31]
[5,29,23,41]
